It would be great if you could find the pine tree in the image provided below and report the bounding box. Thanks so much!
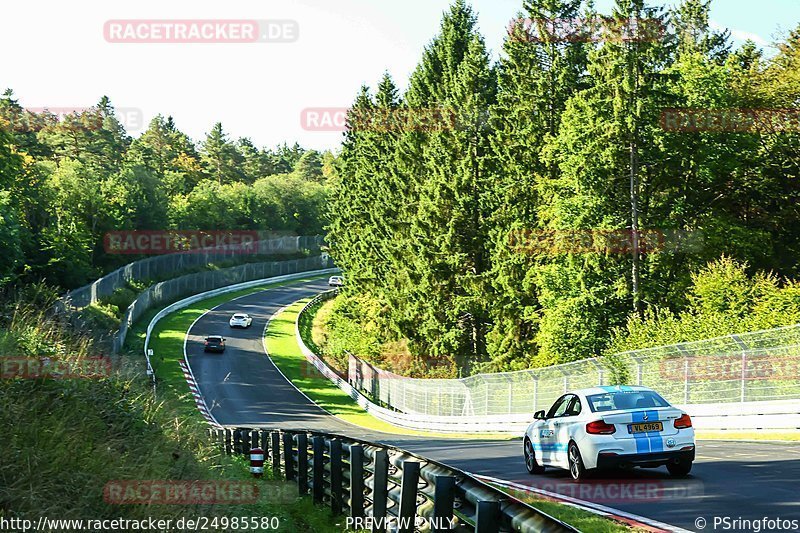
[534,0,671,362]
[484,0,590,370]
[201,123,242,185]
[294,150,324,181]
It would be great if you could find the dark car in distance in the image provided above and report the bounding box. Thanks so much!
[204,335,226,353]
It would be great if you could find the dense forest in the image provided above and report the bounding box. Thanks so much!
[0,94,332,290]
[326,0,800,376]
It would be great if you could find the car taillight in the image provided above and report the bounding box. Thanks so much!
[674,414,693,429]
[586,420,616,435]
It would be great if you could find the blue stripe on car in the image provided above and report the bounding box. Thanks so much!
[530,443,569,452]
[630,411,649,453]
[647,410,664,452]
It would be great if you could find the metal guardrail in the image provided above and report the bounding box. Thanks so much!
[296,291,800,432]
[61,235,325,310]
[211,428,575,533]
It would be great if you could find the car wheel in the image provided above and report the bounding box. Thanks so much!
[524,438,545,474]
[667,459,692,477]
[568,442,587,481]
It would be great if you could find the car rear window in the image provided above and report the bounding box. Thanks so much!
[207,336,222,341]
[586,390,670,412]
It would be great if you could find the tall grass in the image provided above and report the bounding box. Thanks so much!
[0,288,345,531]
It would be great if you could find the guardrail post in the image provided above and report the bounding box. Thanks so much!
[224,429,233,455]
[250,429,259,450]
[432,476,455,533]
[312,436,325,504]
[241,429,251,452]
[233,429,241,454]
[283,433,295,481]
[330,439,343,515]
[475,500,500,533]
[297,433,308,495]
[233,428,242,455]
[398,461,420,533]
[370,449,389,533]
[349,445,365,518]
[271,432,281,478]
[261,429,269,458]
[216,429,225,453]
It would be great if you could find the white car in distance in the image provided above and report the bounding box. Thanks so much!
[229,313,253,328]
[523,385,695,481]
[328,276,345,287]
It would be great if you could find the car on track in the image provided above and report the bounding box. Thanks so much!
[229,313,253,328]
[328,276,345,287]
[523,385,695,481]
[203,335,226,353]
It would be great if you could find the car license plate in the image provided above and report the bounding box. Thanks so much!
[628,422,663,433]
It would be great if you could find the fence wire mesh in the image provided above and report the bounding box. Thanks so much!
[112,255,333,352]
[62,235,324,309]
[346,324,800,416]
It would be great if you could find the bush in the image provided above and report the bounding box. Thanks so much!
[606,257,800,354]
[309,292,456,377]
[104,287,138,315]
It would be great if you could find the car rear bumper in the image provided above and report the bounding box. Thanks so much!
[596,448,695,469]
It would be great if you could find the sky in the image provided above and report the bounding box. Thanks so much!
[1,0,798,152]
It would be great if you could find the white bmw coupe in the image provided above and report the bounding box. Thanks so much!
[523,385,695,480]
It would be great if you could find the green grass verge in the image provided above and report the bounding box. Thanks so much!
[2,288,349,533]
[265,299,513,440]
[487,483,637,532]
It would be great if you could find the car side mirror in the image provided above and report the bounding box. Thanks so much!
[534,410,546,420]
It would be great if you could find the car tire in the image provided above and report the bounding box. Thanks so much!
[568,442,587,481]
[524,438,545,474]
[667,459,692,477]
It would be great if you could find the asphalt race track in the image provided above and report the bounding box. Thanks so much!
[186,278,800,532]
